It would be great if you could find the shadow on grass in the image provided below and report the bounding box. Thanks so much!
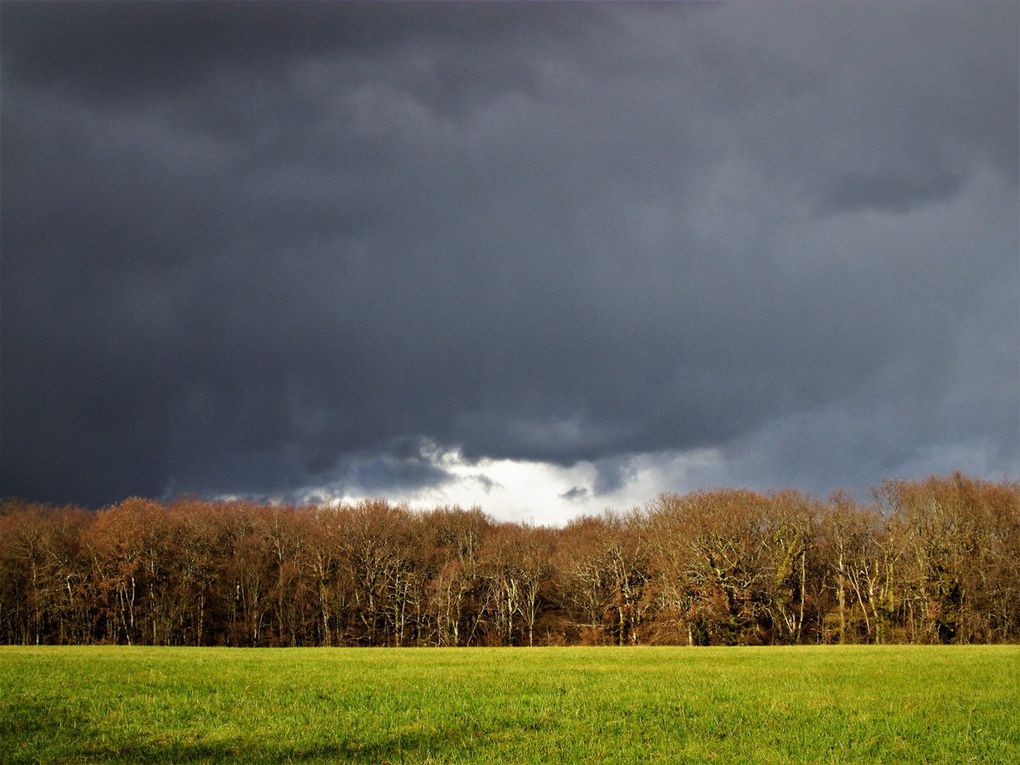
[82,731,481,764]
[1,700,94,764]
[1,701,485,763]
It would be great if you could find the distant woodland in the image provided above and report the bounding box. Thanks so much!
[2,473,1018,647]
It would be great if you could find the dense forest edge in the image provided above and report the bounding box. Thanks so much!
[2,473,1018,647]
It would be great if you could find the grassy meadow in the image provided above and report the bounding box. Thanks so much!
[1,645,1018,763]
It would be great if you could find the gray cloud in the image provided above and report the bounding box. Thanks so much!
[559,487,589,503]
[1,1,1016,508]
[592,457,638,497]
[816,171,967,217]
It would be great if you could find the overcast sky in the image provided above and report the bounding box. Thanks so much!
[2,1,1017,522]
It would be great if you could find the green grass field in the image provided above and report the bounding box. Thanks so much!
[1,646,1018,763]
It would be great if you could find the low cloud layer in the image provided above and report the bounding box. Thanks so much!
[2,2,1017,514]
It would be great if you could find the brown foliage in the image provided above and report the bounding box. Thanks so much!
[1,473,1017,646]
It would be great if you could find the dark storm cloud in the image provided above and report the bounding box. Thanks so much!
[2,1,1016,507]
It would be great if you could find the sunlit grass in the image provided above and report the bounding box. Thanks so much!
[2,645,1018,763]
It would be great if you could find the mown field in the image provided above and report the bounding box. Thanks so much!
[1,646,1018,763]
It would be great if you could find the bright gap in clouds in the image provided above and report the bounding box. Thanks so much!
[297,446,728,526]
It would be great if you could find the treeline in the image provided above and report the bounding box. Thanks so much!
[1,473,1018,647]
